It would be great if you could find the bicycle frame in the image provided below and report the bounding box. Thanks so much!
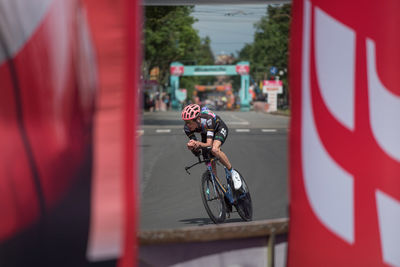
[185,150,252,222]
[184,151,235,204]
[205,158,235,204]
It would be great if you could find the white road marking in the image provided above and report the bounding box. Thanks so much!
[229,114,250,125]
[236,129,250,133]
[261,129,277,132]
[156,129,171,133]
[228,121,250,125]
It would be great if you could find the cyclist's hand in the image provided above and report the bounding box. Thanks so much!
[187,141,194,150]
[192,140,200,149]
[187,140,198,150]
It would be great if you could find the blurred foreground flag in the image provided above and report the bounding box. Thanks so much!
[288,0,400,266]
[0,0,140,266]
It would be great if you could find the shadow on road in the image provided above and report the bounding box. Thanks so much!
[179,217,244,226]
[179,217,213,226]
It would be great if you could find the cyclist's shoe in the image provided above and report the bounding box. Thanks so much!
[231,169,242,190]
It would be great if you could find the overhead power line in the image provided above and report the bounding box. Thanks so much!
[195,25,255,36]
[142,0,291,5]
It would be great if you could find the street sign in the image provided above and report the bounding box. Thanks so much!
[262,80,283,112]
[263,80,283,94]
[270,66,277,75]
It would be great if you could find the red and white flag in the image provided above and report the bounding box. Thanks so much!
[289,0,400,266]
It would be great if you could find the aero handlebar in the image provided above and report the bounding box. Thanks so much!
[184,147,219,175]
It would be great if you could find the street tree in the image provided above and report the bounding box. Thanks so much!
[237,4,291,107]
[143,6,214,98]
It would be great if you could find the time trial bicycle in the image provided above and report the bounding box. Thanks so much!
[184,147,252,224]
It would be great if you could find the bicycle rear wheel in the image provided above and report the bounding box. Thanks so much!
[234,171,253,221]
[200,171,226,224]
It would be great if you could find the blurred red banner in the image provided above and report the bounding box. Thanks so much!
[0,0,140,266]
[289,0,400,266]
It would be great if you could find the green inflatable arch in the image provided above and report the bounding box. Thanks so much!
[169,61,251,111]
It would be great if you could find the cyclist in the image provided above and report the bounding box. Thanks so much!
[181,104,242,190]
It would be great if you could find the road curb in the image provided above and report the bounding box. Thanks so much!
[139,218,289,245]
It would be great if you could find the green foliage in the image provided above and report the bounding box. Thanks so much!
[143,6,215,96]
[237,4,291,105]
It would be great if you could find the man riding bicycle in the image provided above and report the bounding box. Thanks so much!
[181,104,242,190]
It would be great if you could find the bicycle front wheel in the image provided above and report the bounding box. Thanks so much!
[200,171,226,224]
[234,171,253,221]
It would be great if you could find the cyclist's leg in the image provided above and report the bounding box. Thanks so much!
[211,140,232,170]
[201,134,217,174]
[211,121,231,169]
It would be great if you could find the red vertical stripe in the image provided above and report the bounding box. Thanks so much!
[119,0,140,266]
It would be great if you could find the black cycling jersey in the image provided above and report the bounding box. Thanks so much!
[184,110,229,144]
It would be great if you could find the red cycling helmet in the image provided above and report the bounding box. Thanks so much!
[181,104,200,120]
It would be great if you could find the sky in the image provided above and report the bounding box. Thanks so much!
[192,5,270,57]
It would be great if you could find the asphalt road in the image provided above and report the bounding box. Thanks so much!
[139,111,289,230]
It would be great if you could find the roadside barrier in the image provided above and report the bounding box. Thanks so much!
[139,218,289,267]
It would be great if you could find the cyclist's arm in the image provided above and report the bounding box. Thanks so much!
[194,130,213,148]
[184,125,197,140]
